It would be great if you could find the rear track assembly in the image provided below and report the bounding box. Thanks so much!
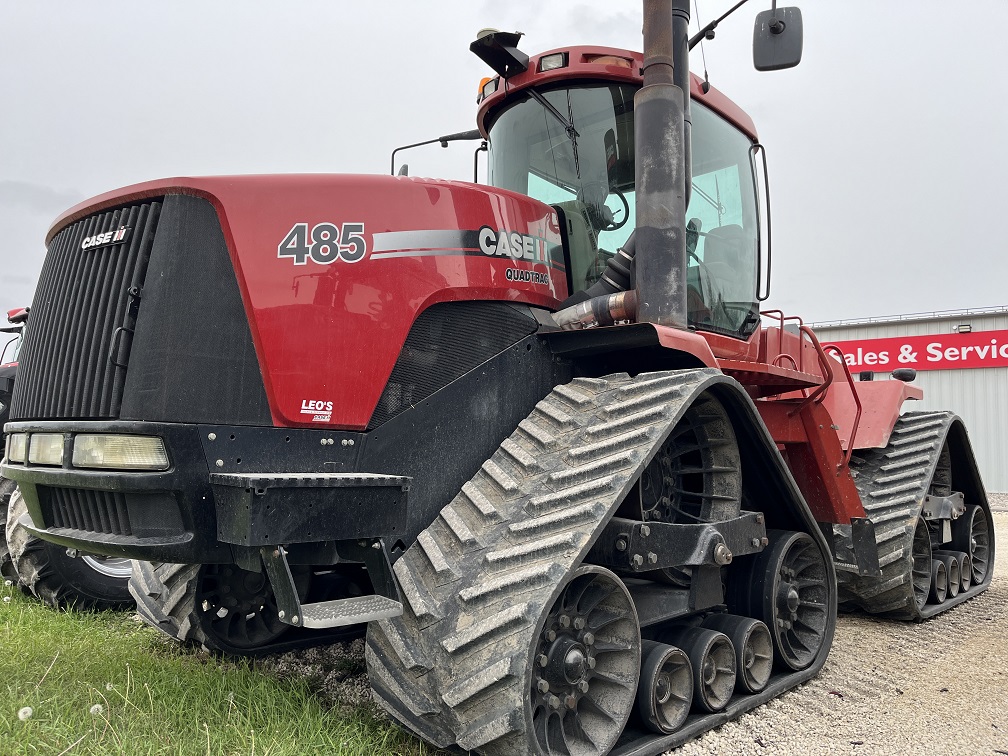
[838,412,995,620]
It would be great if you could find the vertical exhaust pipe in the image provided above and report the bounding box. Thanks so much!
[635,0,692,329]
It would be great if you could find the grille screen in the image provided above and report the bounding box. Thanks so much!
[11,202,162,419]
[41,486,132,536]
[369,302,537,428]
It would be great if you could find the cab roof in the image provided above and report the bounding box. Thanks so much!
[475,45,758,141]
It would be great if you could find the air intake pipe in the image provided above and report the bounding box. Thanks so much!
[635,0,691,329]
[555,0,692,331]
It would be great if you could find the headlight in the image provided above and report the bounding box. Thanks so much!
[28,433,65,466]
[72,434,169,471]
[5,432,27,463]
[538,52,568,72]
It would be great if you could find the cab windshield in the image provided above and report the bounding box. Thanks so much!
[486,83,760,340]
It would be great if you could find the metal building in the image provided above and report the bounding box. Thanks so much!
[811,306,1008,492]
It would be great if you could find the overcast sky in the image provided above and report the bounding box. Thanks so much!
[1,1,1006,327]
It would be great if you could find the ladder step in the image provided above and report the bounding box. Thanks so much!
[299,595,402,628]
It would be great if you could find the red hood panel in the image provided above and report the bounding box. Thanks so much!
[53,175,566,429]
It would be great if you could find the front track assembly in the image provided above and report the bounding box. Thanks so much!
[366,369,837,755]
[838,411,995,620]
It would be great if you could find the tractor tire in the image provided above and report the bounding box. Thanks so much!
[5,485,133,610]
[0,477,21,585]
[839,411,995,619]
[130,560,347,656]
[366,369,836,754]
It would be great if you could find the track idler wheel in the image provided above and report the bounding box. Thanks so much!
[702,614,774,694]
[729,530,829,672]
[635,640,693,734]
[532,566,640,755]
[933,553,961,599]
[660,627,736,713]
[929,559,948,604]
[941,550,972,593]
[953,505,991,586]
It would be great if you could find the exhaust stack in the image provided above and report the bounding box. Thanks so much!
[635,0,692,329]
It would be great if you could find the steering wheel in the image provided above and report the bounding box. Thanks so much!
[602,189,630,232]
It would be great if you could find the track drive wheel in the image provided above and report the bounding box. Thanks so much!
[531,566,640,756]
[5,485,132,610]
[730,530,830,671]
[638,393,742,585]
[130,560,310,654]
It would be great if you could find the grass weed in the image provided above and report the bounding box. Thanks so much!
[0,581,436,755]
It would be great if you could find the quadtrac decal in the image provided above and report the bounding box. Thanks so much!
[278,222,367,265]
[368,227,566,280]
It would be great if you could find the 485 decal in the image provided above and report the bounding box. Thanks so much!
[278,222,367,265]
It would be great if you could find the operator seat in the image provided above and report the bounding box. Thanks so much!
[701,224,752,304]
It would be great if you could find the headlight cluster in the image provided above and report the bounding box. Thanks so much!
[4,432,168,471]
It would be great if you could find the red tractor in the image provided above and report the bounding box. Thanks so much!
[2,1,993,753]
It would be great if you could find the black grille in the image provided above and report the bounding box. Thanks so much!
[41,486,132,536]
[11,201,162,420]
[369,302,537,428]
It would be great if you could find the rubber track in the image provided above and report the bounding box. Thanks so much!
[366,369,735,754]
[839,411,989,619]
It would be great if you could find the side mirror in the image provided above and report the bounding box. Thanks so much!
[753,6,803,71]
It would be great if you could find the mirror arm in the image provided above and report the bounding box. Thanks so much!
[689,0,750,50]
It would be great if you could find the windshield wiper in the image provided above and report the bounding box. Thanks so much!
[528,89,579,141]
[528,88,581,178]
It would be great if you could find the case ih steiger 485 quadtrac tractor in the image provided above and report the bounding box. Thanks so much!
[1,306,134,608]
[2,1,995,753]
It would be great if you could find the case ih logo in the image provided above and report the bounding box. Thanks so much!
[81,226,130,250]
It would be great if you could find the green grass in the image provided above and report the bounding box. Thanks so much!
[0,581,436,755]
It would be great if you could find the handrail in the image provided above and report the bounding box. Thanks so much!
[790,325,834,415]
[822,343,863,468]
[760,309,806,373]
[772,353,799,370]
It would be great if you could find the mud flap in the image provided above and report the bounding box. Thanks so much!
[822,518,882,578]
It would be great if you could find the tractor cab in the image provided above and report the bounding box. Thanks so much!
[478,50,762,341]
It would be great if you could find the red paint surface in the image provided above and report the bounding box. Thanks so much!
[828,330,1008,372]
[821,379,923,451]
[49,175,565,430]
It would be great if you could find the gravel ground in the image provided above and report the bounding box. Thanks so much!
[260,506,1008,756]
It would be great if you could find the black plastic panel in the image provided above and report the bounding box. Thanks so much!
[11,201,162,419]
[42,486,132,536]
[120,195,271,426]
[369,301,539,428]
